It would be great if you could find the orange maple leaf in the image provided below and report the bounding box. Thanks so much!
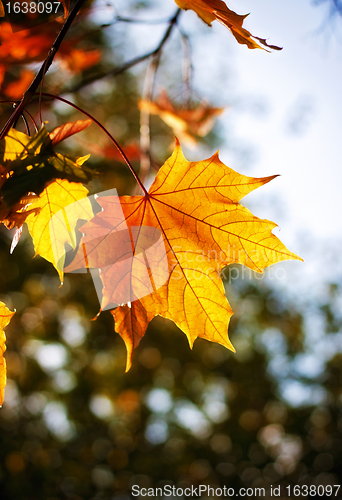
[66,141,301,371]
[49,119,93,146]
[59,48,101,73]
[0,20,101,95]
[2,69,35,99]
[60,0,70,18]
[139,91,224,148]
[175,0,282,51]
[0,302,15,406]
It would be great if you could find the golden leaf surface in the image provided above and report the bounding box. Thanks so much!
[67,141,301,371]
[175,0,282,50]
[0,302,15,406]
[25,179,93,280]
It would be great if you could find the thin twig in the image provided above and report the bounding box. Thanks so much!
[115,15,176,24]
[138,57,157,193]
[39,57,50,126]
[0,0,87,140]
[65,8,181,94]
[179,27,193,104]
[21,113,30,135]
[24,110,39,133]
[136,10,181,193]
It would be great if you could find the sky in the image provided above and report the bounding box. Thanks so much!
[219,0,342,244]
[181,0,342,242]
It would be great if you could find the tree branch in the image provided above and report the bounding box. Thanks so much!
[64,8,181,94]
[0,0,87,140]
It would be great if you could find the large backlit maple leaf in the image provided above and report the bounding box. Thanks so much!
[67,141,301,370]
[0,302,15,406]
[175,0,282,50]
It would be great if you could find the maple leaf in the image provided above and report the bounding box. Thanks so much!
[66,141,301,371]
[0,21,64,66]
[59,49,102,73]
[0,20,101,94]
[25,179,93,280]
[139,91,224,148]
[0,125,94,256]
[49,119,93,146]
[84,142,141,163]
[0,126,93,211]
[0,20,100,66]
[0,301,15,406]
[60,0,70,18]
[175,0,282,51]
[2,69,35,99]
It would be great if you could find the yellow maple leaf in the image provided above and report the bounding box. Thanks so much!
[0,302,15,406]
[0,125,94,255]
[66,141,302,371]
[25,179,93,281]
[175,0,282,50]
[0,126,93,210]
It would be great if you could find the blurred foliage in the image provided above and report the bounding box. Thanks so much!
[0,1,342,499]
[1,227,342,498]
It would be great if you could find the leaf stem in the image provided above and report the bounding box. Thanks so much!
[38,92,148,195]
[24,110,39,134]
[0,0,87,140]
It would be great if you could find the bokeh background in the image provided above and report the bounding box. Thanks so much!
[0,0,342,498]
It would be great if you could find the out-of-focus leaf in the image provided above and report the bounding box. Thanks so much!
[60,49,101,72]
[0,302,15,406]
[139,91,224,148]
[3,69,34,99]
[61,0,70,18]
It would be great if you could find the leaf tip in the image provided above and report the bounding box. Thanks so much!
[90,310,101,321]
[174,137,181,148]
[125,356,132,373]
